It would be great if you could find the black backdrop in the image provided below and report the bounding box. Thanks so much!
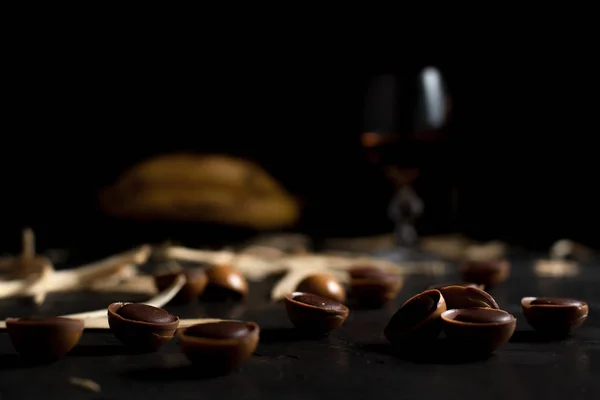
[1,48,599,254]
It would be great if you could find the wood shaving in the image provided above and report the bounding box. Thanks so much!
[69,377,101,393]
[549,239,594,262]
[463,241,507,261]
[0,274,188,330]
[0,244,151,302]
[161,244,446,301]
[61,273,186,320]
[534,260,579,278]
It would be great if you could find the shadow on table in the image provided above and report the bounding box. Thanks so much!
[123,365,232,381]
[359,340,493,365]
[259,327,331,343]
[509,330,569,343]
[68,344,147,357]
[0,354,30,369]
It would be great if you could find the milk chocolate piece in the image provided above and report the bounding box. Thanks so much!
[296,273,346,303]
[384,289,446,344]
[185,321,250,339]
[438,286,500,310]
[521,297,588,337]
[118,304,177,324]
[108,302,179,352]
[5,316,84,363]
[441,308,516,354]
[453,308,513,324]
[178,321,260,374]
[284,292,349,335]
[204,264,248,300]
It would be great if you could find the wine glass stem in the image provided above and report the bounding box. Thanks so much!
[388,184,423,249]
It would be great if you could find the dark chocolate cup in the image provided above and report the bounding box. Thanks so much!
[5,317,84,363]
[384,289,447,345]
[441,308,516,355]
[107,302,179,352]
[178,321,259,374]
[438,285,500,310]
[284,292,349,335]
[521,297,588,338]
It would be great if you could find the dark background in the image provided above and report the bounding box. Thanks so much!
[1,46,598,255]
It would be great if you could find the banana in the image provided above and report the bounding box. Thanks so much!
[100,154,300,230]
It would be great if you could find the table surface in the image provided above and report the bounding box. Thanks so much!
[1,256,599,400]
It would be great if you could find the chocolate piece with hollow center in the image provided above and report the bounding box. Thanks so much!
[441,308,516,354]
[453,309,513,323]
[293,293,347,312]
[285,292,349,335]
[117,304,177,324]
[5,316,84,363]
[530,298,582,307]
[185,322,250,339]
[384,289,446,345]
[296,274,346,303]
[521,296,588,338]
[387,291,438,332]
[439,286,499,310]
[178,321,260,374]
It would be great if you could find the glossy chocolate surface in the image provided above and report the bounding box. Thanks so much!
[453,309,513,324]
[530,298,583,307]
[439,286,500,310]
[293,293,347,312]
[285,292,349,334]
[441,308,516,355]
[178,321,260,374]
[296,274,346,303]
[108,303,179,352]
[5,316,84,362]
[185,322,250,339]
[384,290,445,344]
[388,292,437,331]
[521,296,588,337]
[204,264,248,299]
[118,304,177,324]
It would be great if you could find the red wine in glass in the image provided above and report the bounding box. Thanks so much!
[361,68,451,261]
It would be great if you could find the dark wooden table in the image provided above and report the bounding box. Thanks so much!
[1,256,598,399]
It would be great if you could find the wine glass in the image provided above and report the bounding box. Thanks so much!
[361,68,451,262]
